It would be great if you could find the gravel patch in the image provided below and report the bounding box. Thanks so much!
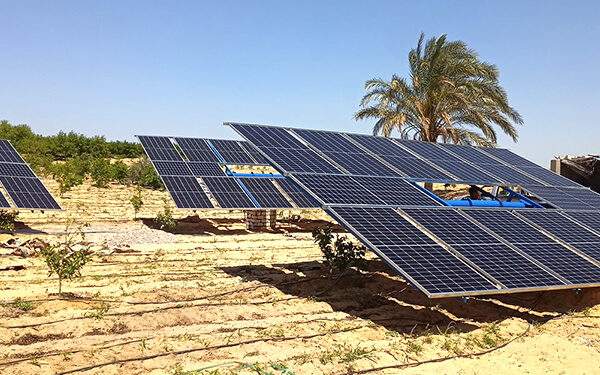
[102,227,178,247]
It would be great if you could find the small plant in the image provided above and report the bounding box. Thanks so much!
[40,219,90,295]
[130,184,144,219]
[13,297,35,311]
[406,340,422,355]
[0,210,18,232]
[169,362,185,375]
[312,224,367,274]
[86,302,110,319]
[155,199,176,230]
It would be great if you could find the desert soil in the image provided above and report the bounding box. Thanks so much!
[0,180,599,375]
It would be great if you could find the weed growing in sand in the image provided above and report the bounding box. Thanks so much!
[312,223,367,274]
[28,356,41,367]
[406,340,422,355]
[139,338,148,352]
[85,302,110,319]
[385,330,400,337]
[61,352,73,361]
[475,323,502,348]
[13,297,35,311]
[40,219,90,294]
[169,362,185,375]
[319,344,376,365]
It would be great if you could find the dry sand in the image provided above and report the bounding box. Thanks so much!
[0,180,599,374]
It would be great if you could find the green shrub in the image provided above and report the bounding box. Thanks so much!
[312,224,367,274]
[128,158,164,190]
[90,158,112,188]
[111,160,129,184]
[0,210,18,232]
[130,185,144,219]
[13,297,35,311]
[40,221,90,294]
[155,200,176,230]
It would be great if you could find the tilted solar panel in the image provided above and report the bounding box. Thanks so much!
[229,123,343,174]
[0,176,61,210]
[563,212,600,235]
[0,162,37,178]
[463,210,600,285]
[293,174,440,207]
[209,139,257,165]
[0,140,26,163]
[240,142,267,165]
[518,166,582,187]
[160,176,213,209]
[402,208,564,289]
[151,161,194,176]
[330,206,498,297]
[174,137,220,162]
[238,177,293,209]
[275,179,318,208]
[0,192,11,208]
[523,186,600,210]
[516,211,600,263]
[137,136,184,161]
[202,176,256,209]
[187,162,226,177]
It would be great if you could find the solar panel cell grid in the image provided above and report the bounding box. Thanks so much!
[351,176,441,206]
[436,144,504,165]
[346,134,417,158]
[524,186,600,210]
[174,137,220,162]
[240,143,267,164]
[0,176,60,209]
[187,162,226,177]
[0,163,37,177]
[396,140,462,162]
[238,178,293,208]
[275,179,318,208]
[479,147,540,168]
[152,161,193,176]
[260,147,342,174]
[0,192,11,208]
[170,191,214,209]
[519,166,582,187]
[431,159,501,184]
[332,206,497,295]
[209,139,256,164]
[565,212,600,234]
[161,176,205,192]
[402,208,564,288]
[517,211,600,244]
[202,177,256,208]
[321,151,400,176]
[463,210,600,285]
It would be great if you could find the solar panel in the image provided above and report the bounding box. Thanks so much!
[478,147,540,168]
[402,208,564,288]
[202,176,256,208]
[187,162,226,177]
[330,206,497,297]
[275,179,318,208]
[0,176,61,210]
[229,124,342,174]
[0,192,11,208]
[174,137,220,162]
[436,143,505,165]
[209,139,257,165]
[463,210,600,285]
[293,174,440,206]
[152,161,193,176]
[240,142,267,165]
[346,134,454,180]
[137,136,184,161]
[238,178,293,208]
[473,164,543,186]
[0,140,26,163]
[517,211,600,244]
[518,166,582,187]
[564,212,600,235]
[160,176,213,209]
[395,140,501,184]
[523,186,600,210]
[0,162,37,178]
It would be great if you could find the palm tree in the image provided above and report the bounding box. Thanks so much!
[354,33,523,146]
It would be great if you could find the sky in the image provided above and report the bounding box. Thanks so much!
[1,0,599,167]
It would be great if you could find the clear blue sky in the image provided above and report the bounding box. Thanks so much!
[2,0,599,166]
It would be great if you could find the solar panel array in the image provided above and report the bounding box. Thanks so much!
[0,140,61,210]
[137,135,317,209]
[229,122,600,298]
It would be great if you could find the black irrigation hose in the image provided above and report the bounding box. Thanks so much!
[341,322,532,375]
[52,326,364,375]
[342,313,600,375]
[0,316,361,367]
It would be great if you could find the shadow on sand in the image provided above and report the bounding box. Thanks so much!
[221,258,600,335]
[142,215,344,236]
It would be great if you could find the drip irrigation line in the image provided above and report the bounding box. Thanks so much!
[52,326,363,375]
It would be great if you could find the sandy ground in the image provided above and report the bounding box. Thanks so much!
[0,180,599,374]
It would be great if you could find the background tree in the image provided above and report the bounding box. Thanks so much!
[355,33,523,146]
